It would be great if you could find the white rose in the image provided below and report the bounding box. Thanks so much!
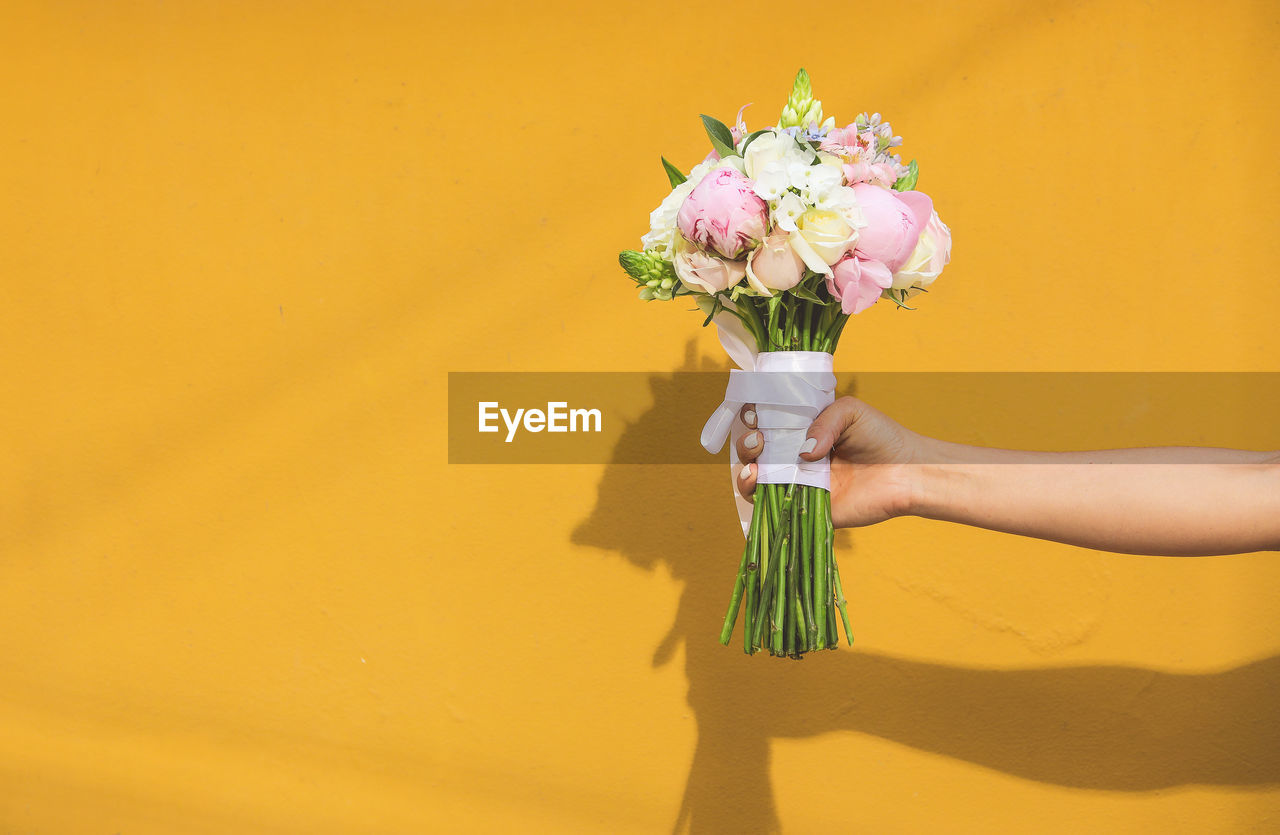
[640,162,716,259]
[742,131,787,179]
[891,210,952,290]
[743,131,814,179]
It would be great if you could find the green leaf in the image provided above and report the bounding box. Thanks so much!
[700,114,738,158]
[883,289,917,310]
[660,156,686,188]
[701,295,722,327]
[893,159,919,192]
[789,283,823,303]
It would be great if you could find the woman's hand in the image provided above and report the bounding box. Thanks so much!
[737,396,1280,554]
[735,396,924,528]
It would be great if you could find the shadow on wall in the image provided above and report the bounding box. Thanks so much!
[572,343,1280,835]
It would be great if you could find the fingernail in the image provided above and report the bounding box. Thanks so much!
[743,409,756,426]
[739,463,754,481]
[744,431,760,449]
[800,437,817,455]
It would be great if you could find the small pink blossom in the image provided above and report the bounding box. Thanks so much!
[826,254,893,314]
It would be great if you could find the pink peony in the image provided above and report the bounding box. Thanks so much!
[673,236,747,294]
[826,254,893,315]
[677,167,769,260]
[850,184,933,273]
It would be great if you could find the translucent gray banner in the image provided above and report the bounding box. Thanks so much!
[448,372,1280,464]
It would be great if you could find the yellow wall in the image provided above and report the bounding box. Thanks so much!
[3,1,1278,832]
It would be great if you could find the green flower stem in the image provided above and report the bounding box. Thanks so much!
[720,292,855,657]
[788,499,804,655]
[799,488,817,647]
[832,522,855,646]
[745,504,767,655]
[813,488,830,649]
[772,502,789,655]
[720,487,763,645]
[751,485,788,648]
[773,525,783,655]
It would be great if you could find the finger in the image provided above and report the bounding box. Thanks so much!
[737,462,757,499]
[739,403,758,429]
[801,396,863,460]
[736,429,763,463]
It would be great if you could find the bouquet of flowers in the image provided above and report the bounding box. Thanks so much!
[618,70,952,658]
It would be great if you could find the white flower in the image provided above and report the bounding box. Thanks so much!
[640,161,715,259]
[795,209,859,268]
[891,210,952,291]
[751,165,789,201]
[742,131,788,179]
[798,163,842,206]
[815,185,865,232]
[743,130,814,179]
[772,192,808,232]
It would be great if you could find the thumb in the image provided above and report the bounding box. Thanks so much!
[800,397,862,460]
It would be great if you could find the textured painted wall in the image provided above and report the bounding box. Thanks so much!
[2,1,1278,832]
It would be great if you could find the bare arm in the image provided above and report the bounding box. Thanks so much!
[737,397,1280,556]
[910,440,1280,555]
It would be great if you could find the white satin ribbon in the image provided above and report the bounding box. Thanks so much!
[701,304,837,536]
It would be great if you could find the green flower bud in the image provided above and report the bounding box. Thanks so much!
[638,287,656,301]
[786,68,812,110]
[619,249,677,291]
[619,250,649,281]
[779,68,823,129]
[798,101,823,130]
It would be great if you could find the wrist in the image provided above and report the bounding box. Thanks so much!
[904,461,960,520]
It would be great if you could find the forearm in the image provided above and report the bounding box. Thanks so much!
[908,439,1280,555]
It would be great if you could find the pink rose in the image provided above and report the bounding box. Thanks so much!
[673,237,747,294]
[850,184,933,273]
[677,167,769,260]
[826,254,893,315]
[746,231,805,295]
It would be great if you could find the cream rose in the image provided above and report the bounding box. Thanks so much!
[792,208,858,272]
[891,209,952,291]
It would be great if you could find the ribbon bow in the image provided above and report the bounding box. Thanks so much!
[701,305,837,536]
